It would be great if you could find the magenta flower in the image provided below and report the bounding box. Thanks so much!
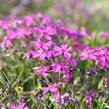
[72,41,84,52]
[7,29,16,40]
[23,16,33,26]
[82,89,95,105]
[56,21,83,39]
[63,58,77,67]
[10,101,28,109]
[80,47,97,61]
[43,26,56,36]
[34,65,49,77]
[80,47,109,69]
[63,73,72,82]
[53,44,71,58]
[16,28,26,39]
[42,82,61,102]
[0,21,9,30]
[51,62,70,75]
[61,45,71,58]
[37,48,48,60]
[23,50,38,59]
[0,37,12,49]
[99,32,109,39]
[35,12,43,19]
[85,95,92,105]
[51,63,62,73]
[30,40,52,50]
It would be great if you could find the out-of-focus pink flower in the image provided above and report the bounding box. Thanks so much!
[0,21,9,30]
[80,27,93,38]
[16,28,26,39]
[10,101,28,109]
[72,41,84,52]
[7,29,16,40]
[56,21,83,39]
[35,12,43,19]
[23,16,33,26]
[0,37,12,49]
[99,32,109,39]
[23,50,37,59]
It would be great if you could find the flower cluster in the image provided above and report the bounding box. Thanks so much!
[0,13,109,108]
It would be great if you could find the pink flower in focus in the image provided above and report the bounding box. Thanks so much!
[34,65,49,77]
[53,44,71,58]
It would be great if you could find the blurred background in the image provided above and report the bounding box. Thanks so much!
[0,0,109,32]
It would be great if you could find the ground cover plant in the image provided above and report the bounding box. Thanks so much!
[0,12,109,109]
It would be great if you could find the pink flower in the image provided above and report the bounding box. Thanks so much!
[85,95,92,105]
[7,29,16,40]
[82,89,95,105]
[43,26,56,36]
[23,50,37,59]
[23,16,33,26]
[63,73,72,82]
[34,65,49,77]
[99,32,109,39]
[42,82,61,102]
[0,37,12,49]
[51,63,70,74]
[16,28,26,39]
[61,45,71,58]
[80,47,97,60]
[30,40,52,50]
[37,48,48,60]
[72,41,84,52]
[24,28,32,36]
[51,63,62,73]
[53,44,71,58]
[1,21,9,30]
[10,101,28,109]
[35,12,43,19]
[80,47,109,69]
[63,58,77,67]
